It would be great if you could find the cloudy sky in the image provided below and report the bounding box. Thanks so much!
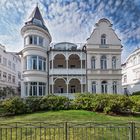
[0,0,140,62]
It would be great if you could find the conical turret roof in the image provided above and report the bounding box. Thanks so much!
[27,5,45,25]
[25,5,49,33]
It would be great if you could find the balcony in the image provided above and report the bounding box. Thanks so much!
[49,68,86,75]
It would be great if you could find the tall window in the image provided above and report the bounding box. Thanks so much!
[12,76,15,83]
[39,36,43,46]
[123,75,127,83]
[12,63,15,71]
[25,82,46,96]
[8,61,11,68]
[25,35,44,47]
[101,34,106,45]
[30,82,37,96]
[3,58,7,66]
[101,55,107,69]
[8,74,11,82]
[101,81,107,93]
[112,81,117,94]
[3,72,7,81]
[92,81,96,93]
[26,56,46,71]
[91,56,96,69]
[112,56,116,69]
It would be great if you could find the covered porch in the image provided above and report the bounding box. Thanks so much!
[49,77,86,98]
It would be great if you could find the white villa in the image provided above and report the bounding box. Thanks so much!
[122,48,140,94]
[20,5,122,97]
[0,44,21,94]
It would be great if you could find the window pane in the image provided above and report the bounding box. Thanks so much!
[29,36,33,44]
[33,58,37,69]
[39,37,43,46]
[27,56,32,70]
[33,86,37,96]
[34,36,37,45]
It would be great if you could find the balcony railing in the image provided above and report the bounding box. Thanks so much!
[49,68,86,75]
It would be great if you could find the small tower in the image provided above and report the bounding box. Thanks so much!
[21,5,52,97]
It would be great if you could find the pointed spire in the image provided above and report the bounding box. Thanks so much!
[27,4,45,25]
[24,4,51,40]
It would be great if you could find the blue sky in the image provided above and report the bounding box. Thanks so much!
[0,0,140,62]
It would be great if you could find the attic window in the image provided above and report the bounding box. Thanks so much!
[101,34,106,45]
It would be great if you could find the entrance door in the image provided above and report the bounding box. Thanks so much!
[71,86,76,93]
[60,87,63,93]
[58,86,63,93]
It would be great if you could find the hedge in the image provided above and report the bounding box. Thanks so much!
[1,94,140,115]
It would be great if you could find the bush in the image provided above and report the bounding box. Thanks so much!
[104,95,133,114]
[2,97,27,115]
[25,96,42,113]
[129,96,140,112]
[74,93,95,110]
[74,93,134,114]
[92,94,109,112]
[132,91,140,96]
[40,95,70,111]
[1,94,140,116]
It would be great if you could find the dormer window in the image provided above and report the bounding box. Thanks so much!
[33,19,43,26]
[101,34,106,45]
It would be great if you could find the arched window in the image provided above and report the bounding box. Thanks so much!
[101,55,107,69]
[91,56,96,69]
[101,81,107,93]
[92,81,96,93]
[101,34,106,45]
[112,81,117,94]
[112,56,116,69]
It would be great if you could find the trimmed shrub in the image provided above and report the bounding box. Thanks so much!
[2,97,26,115]
[104,95,133,114]
[132,91,140,96]
[92,94,109,112]
[129,96,140,112]
[25,96,42,113]
[74,93,95,110]
[40,95,70,111]
[74,93,134,114]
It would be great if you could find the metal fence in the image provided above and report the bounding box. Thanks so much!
[0,121,140,140]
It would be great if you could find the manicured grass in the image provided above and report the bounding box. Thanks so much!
[0,110,140,140]
[0,110,140,122]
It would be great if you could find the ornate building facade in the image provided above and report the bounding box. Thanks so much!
[122,48,140,94]
[0,44,21,95]
[20,6,122,97]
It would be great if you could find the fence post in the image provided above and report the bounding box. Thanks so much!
[65,122,68,140]
[130,121,135,140]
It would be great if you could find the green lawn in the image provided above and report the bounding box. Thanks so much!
[0,110,140,140]
[0,110,140,122]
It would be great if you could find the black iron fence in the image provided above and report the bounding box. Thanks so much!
[0,121,140,140]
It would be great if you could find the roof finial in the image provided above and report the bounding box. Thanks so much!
[36,2,38,7]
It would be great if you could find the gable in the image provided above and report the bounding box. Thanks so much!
[87,18,121,45]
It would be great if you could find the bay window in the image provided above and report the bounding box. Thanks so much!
[26,55,46,71]
[25,82,46,96]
